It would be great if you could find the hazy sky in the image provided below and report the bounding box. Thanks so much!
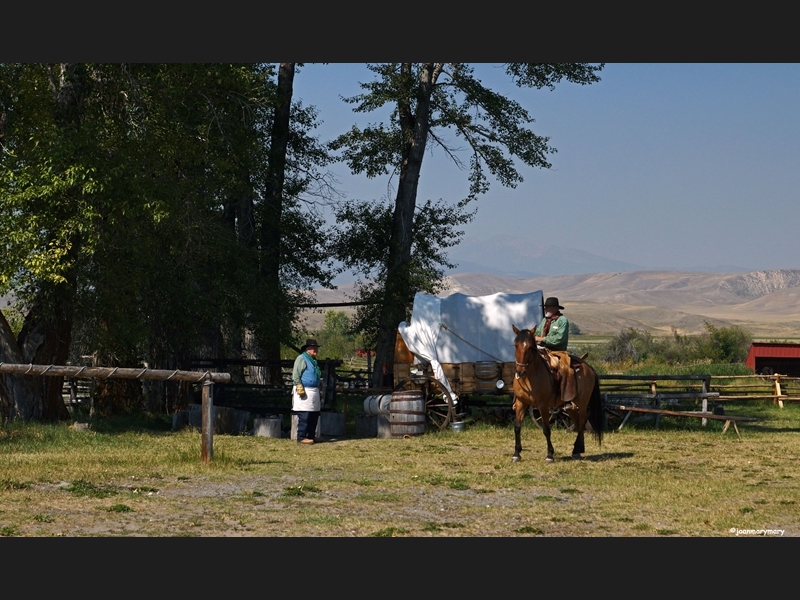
[292,63,800,272]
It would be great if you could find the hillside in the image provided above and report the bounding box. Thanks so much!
[306,269,800,340]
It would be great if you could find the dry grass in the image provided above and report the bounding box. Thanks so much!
[1,403,798,537]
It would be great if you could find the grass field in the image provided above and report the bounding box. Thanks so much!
[1,399,798,537]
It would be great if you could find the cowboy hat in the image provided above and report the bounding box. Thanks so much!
[543,297,564,310]
[301,338,321,351]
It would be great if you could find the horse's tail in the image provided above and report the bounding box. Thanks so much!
[587,376,604,447]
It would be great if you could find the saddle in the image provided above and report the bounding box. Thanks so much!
[538,347,580,407]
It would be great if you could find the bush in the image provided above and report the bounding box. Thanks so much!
[696,321,752,363]
[592,323,753,372]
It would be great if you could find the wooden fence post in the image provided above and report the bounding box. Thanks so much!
[201,378,214,463]
[774,375,785,408]
[702,375,711,426]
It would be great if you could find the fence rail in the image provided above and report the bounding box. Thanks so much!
[598,373,800,409]
[0,362,230,383]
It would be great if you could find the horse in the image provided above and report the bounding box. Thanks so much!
[511,325,604,463]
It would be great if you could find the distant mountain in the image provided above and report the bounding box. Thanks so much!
[311,269,800,339]
[438,269,800,338]
[445,234,750,277]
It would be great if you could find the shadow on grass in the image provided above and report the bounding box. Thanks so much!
[85,413,173,434]
[581,452,635,462]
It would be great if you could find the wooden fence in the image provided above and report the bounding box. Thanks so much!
[599,373,800,405]
[598,372,798,431]
[1,362,230,463]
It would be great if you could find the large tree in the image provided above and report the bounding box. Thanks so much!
[0,63,337,421]
[329,63,603,386]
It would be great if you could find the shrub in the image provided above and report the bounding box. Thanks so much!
[592,323,753,371]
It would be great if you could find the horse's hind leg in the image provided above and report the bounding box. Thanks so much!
[570,406,587,458]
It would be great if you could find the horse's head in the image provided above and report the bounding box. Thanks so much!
[512,324,536,379]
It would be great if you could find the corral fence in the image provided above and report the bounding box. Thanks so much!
[5,359,797,460]
[599,372,799,432]
[60,356,377,416]
[1,362,229,463]
[600,373,800,406]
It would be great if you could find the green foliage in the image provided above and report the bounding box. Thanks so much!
[316,311,357,360]
[66,480,118,498]
[590,324,754,373]
[1,306,24,338]
[328,197,474,346]
[330,63,604,203]
[697,321,752,363]
[1,63,339,418]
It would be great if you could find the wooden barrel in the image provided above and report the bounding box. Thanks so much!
[390,390,426,438]
[475,361,501,393]
[475,361,500,379]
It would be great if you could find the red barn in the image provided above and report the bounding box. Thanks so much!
[745,342,800,376]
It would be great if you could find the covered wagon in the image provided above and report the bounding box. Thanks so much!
[393,289,544,430]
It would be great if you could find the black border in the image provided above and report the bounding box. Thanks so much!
[3,6,799,62]
[4,536,793,593]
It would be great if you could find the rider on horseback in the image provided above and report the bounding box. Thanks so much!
[533,297,577,413]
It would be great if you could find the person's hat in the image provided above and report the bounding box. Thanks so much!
[543,297,564,310]
[301,338,321,351]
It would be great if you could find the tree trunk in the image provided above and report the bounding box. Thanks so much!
[260,63,294,383]
[0,309,41,422]
[11,63,89,422]
[370,64,439,388]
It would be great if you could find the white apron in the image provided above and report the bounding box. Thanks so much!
[292,386,321,412]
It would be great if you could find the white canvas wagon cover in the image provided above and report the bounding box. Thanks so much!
[397,290,544,400]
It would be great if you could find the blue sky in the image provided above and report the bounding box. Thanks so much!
[293,63,800,272]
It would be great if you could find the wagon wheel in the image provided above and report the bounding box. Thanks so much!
[393,375,455,432]
[529,406,574,431]
[602,405,626,432]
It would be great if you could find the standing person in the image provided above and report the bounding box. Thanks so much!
[292,338,323,444]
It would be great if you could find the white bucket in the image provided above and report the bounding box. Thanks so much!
[363,394,392,416]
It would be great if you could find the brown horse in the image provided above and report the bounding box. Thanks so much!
[511,325,603,463]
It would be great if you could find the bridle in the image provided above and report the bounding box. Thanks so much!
[514,329,535,380]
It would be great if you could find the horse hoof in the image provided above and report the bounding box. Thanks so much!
[512,456,521,463]
[545,457,554,464]
[571,454,582,459]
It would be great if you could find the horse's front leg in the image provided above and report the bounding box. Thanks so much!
[539,410,555,463]
[512,397,524,463]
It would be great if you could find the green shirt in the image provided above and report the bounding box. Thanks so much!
[534,313,569,351]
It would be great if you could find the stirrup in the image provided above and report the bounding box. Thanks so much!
[550,402,575,415]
